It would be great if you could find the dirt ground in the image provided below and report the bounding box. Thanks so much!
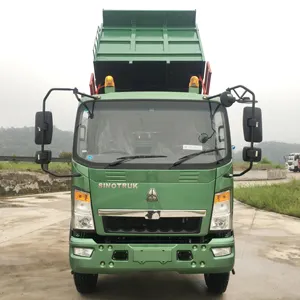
[1,190,300,300]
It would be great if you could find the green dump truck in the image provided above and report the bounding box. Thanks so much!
[34,10,263,295]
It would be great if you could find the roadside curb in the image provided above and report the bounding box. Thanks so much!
[234,178,286,182]
[233,169,287,181]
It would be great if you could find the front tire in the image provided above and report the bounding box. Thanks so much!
[73,272,98,294]
[204,272,230,295]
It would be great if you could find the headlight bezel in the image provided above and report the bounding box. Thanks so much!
[71,187,95,231]
[210,189,232,231]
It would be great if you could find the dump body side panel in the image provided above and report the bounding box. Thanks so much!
[93,10,206,93]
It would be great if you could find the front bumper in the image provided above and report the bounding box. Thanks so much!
[69,235,235,275]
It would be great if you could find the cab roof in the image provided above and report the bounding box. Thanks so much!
[81,91,220,103]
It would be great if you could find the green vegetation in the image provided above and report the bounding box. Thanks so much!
[235,179,300,218]
[233,161,285,171]
[260,157,271,164]
[0,162,71,172]
[59,152,72,159]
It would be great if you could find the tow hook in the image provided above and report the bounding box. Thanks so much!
[231,268,235,275]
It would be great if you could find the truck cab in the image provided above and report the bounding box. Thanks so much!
[34,9,263,296]
[286,153,300,172]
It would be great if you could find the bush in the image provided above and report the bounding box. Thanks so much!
[274,164,284,169]
[59,152,72,159]
[260,157,272,164]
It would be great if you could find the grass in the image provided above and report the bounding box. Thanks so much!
[234,179,300,218]
[0,162,71,173]
[233,162,285,171]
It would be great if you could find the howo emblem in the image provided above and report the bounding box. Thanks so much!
[146,188,158,202]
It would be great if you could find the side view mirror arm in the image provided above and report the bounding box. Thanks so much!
[41,164,81,178]
[37,87,98,178]
[224,162,253,178]
[207,85,260,178]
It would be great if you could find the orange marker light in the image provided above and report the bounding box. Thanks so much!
[74,190,91,203]
[189,76,199,88]
[105,75,115,87]
[214,190,230,203]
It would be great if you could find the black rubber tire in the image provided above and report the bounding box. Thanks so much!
[204,272,230,295]
[73,272,98,294]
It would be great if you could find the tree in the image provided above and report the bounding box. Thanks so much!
[59,152,72,159]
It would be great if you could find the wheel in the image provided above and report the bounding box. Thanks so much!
[73,272,98,294]
[204,272,230,295]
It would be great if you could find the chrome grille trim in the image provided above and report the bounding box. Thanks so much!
[98,209,206,218]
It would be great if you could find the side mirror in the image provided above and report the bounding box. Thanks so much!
[220,91,235,107]
[243,107,262,143]
[243,147,262,162]
[35,150,52,165]
[35,111,53,145]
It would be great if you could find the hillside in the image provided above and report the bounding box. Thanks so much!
[0,126,73,157]
[0,127,298,163]
[233,141,300,164]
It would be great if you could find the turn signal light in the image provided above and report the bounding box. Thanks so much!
[214,190,230,203]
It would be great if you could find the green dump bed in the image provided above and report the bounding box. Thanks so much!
[93,10,207,93]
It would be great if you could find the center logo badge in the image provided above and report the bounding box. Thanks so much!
[146,188,158,202]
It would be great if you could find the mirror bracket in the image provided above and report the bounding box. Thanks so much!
[35,150,52,165]
[207,85,263,178]
[41,164,81,178]
[39,123,48,130]
[34,87,97,178]
[247,118,257,127]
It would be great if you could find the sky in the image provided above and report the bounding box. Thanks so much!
[0,0,299,151]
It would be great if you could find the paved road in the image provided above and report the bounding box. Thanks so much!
[1,189,300,300]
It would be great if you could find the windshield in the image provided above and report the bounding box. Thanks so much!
[74,100,230,169]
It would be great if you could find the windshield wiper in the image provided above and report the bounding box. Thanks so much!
[105,155,167,168]
[169,148,225,169]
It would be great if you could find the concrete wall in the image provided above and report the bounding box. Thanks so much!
[0,171,71,197]
[231,169,287,181]
[267,169,287,180]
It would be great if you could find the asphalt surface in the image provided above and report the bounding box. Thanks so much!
[1,173,300,299]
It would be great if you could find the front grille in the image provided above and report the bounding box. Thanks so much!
[102,216,202,234]
[71,230,233,244]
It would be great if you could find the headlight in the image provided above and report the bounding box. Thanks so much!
[71,189,95,230]
[210,190,232,231]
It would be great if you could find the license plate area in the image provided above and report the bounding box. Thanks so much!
[132,247,173,263]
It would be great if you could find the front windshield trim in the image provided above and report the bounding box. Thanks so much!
[72,99,232,170]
